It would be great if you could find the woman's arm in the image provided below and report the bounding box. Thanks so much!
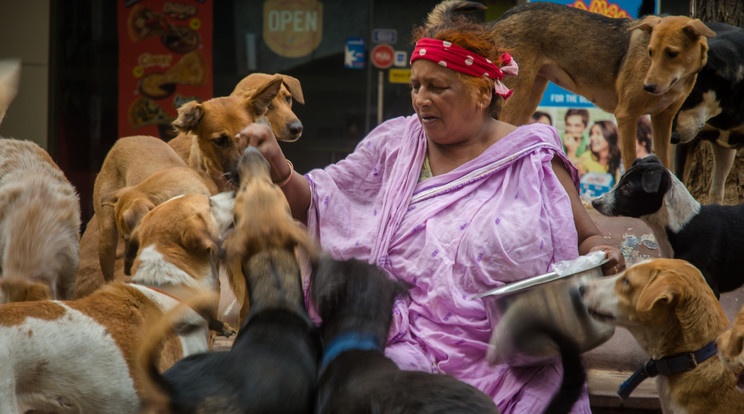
[551,157,626,275]
[236,123,311,224]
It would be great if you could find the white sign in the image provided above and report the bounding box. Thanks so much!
[393,51,407,68]
[372,28,397,44]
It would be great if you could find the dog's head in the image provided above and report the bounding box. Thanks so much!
[718,305,744,391]
[0,278,52,304]
[239,248,305,319]
[581,258,726,352]
[311,255,409,343]
[172,76,283,189]
[232,73,305,142]
[124,192,235,289]
[629,15,715,95]
[591,155,670,217]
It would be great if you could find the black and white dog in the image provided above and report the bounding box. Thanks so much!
[592,155,744,297]
[672,22,744,204]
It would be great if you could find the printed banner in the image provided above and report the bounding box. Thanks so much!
[117,0,213,140]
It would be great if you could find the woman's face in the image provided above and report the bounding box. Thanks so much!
[590,124,609,154]
[410,60,484,145]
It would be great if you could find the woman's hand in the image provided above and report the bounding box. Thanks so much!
[589,244,626,276]
[236,123,291,183]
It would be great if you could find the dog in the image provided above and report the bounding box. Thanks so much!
[93,135,192,282]
[137,248,321,414]
[0,59,20,125]
[311,256,587,414]
[426,1,715,169]
[231,72,305,142]
[0,277,51,303]
[0,281,210,413]
[0,138,81,301]
[167,75,284,192]
[591,154,744,297]
[580,258,744,413]
[223,146,317,324]
[672,22,744,204]
[718,304,744,392]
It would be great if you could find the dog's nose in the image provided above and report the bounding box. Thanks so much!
[578,284,586,297]
[643,83,657,93]
[289,122,303,136]
[670,131,681,144]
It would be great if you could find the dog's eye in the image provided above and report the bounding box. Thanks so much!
[666,50,678,59]
[267,103,274,110]
[213,134,230,146]
[285,95,292,105]
[620,277,630,286]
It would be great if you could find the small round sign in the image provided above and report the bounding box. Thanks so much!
[371,44,395,69]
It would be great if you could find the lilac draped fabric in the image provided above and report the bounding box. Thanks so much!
[304,115,590,413]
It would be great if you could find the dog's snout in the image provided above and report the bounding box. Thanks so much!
[288,122,303,135]
[578,284,586,297]
[643,83,657,93]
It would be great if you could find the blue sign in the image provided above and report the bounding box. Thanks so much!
[372,28,397,44]
[345,37,366,69]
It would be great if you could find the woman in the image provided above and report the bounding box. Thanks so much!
[241,19,625,414]
[580,120,623,184]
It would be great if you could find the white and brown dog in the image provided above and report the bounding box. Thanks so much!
[0,138,81,302]
[580,258,744,413]
[0,281,210,413]
[231,73,305,142]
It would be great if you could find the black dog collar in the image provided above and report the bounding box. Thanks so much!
[320,332,381,370]
[617,340,717,399]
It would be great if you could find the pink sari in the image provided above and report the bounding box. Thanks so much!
[304,116,589,413]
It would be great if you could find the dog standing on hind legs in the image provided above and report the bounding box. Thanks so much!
[426,1,716,169]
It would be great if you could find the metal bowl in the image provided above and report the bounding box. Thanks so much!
[474,256,615,367]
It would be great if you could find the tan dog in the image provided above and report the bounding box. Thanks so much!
[231,73,305,142]
[0,139,81,301]
[123,191,235,336]
[93,135,190,282]
[0,59,20,125]
[581,258,744,413]
[427,1,715,169]
[0,278,51,303]
[718,305,744,392]
[223,147,317,324]
[168,75,284,192]
[0,282,210,413]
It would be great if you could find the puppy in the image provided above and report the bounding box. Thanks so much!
[97,166,218,282]
[591,154,744,297]
[426,1,715,169]
[580,258,744,413]
[223,146,317,324]
[0,59,20,125]
[93,135,192,282]
[672,22,744,204]
[137,248,321,414]
[231,72,305,142]
[167,75,284,192]
[310,256,498,413]
[718,304,744,392]
[0,281,210,413]
[0,138,81,301]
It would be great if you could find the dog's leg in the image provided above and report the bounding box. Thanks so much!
[615,109,642,170]
[500,69,549,126]
[97,204,119,282]
[650,106,682,169]
[709,143,736,205]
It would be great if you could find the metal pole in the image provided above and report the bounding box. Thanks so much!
[377,70,383,125]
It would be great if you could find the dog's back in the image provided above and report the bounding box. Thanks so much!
[0,139,81,300]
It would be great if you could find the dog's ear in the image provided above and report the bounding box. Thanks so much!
[182,214,219,257]
[172,100,204,133]
[627,15,661,33]
[124,228,141,276]
[276,74,305,105]
[121,199,155,238]
[636,272,682,313]
[640,168,665,193]
[684,19,716,39]
[246,76,283,116]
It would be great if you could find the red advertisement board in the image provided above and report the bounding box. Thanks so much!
[117,0,213,140]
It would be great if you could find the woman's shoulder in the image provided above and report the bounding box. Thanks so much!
[506,122,562,148]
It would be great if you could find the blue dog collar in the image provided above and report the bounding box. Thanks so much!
[321,332,381,370]
[617,340,717,399]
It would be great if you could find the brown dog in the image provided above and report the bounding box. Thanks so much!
[581,258,744,413]
[0,139,82,301]
[167,75,284,192]
[231,73,305,142]
[718,305,744,393]
[223,147,317,324]
[426,1,715,169]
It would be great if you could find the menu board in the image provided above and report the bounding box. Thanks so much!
[117,0,213,140]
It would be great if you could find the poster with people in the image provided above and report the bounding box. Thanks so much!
[527,0,655,200]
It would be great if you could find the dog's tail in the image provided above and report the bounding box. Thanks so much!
[425,0,486,28]
[136,289,219,413]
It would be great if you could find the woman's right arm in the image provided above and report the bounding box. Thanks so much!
[236,123,311,224]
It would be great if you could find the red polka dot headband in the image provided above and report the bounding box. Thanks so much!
[410,38,518,100]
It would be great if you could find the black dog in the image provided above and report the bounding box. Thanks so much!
[138,249,321,413]
[592,155,744,297]
[672,22,744,204]
[311,256,586,414]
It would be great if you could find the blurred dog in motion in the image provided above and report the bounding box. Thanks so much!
[137,248,321,413]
